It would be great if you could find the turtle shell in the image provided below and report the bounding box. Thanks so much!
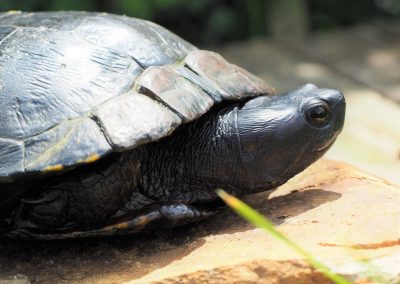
[0,11,274,182]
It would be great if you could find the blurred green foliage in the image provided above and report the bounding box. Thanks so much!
[0,0,397,45]
[310,0,382,30]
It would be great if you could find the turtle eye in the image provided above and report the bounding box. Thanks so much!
[306,104,331,127]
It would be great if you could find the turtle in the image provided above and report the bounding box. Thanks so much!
[0,11,345,239]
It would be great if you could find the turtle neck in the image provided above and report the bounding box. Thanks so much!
[137,104,249,203]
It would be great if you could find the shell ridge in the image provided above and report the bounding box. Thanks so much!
[0,26,19,46]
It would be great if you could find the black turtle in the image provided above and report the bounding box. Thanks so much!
[0,11,345,239]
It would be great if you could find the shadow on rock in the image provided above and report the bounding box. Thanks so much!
[199,188,342,236]
[0,229,207,283]
[0,188,341,283]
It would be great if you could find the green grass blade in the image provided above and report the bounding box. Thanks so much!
[216,189,352,284]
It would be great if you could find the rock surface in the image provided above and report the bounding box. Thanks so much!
[0,159,399,283]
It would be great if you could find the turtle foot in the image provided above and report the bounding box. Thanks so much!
[5,204,216,239]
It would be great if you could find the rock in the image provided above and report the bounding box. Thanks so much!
[128,160,400,284]
[1,159,398,283]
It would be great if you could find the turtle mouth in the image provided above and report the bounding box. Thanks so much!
[313,135,338,152]
[314,142,331,152]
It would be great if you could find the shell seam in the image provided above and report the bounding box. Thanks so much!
[87,113,116,149]
[0,26,19,46]
[136,85,186,121]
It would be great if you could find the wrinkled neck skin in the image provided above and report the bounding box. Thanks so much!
[138,104,275,204]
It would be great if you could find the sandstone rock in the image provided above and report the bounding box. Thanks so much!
[0,159,399,284]
[128,160,400,284]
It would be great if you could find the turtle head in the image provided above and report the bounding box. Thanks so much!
[236,83,345,190]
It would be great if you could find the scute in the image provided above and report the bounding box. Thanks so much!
[76,15,196,67]
[0,12,275,181]
[92,91,182,150]
[185,50,275,100]
[24,116,112,174]
[136,66,215,122]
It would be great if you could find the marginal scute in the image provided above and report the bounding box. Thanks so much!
[136,66,215,122]
[24,117,112,174]
[92,91,182,150]
[184,50,275,100]
[0,139,24,180]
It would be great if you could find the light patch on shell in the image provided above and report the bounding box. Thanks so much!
[79,154,100,164]
[44,164,64,172]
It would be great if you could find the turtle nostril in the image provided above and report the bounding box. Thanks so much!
[318,89,344,107]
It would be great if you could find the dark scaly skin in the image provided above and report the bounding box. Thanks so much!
[3,154,140,234]
[139,104,250,203]
[2,84,346,238]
